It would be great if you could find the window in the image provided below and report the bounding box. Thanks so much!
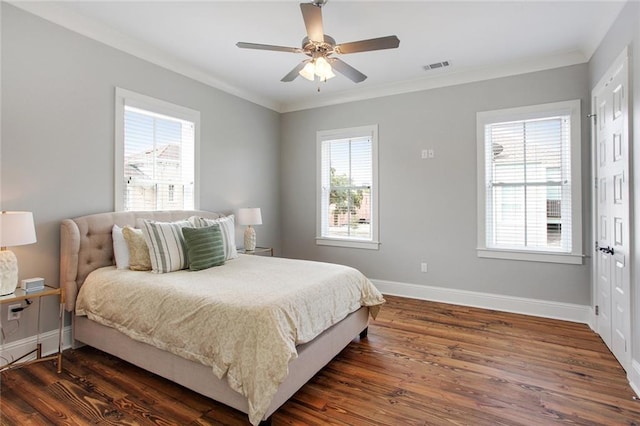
[476,100,582,264]
[317,125,379,250]
[115,88,200,212]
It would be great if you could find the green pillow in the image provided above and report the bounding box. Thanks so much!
[182,225,225,271]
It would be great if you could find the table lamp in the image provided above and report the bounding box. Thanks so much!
[0,211,37,296]
[238,208,262,252]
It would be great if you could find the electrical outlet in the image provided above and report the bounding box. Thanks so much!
[421,262,428,273]
[8,304,21,320]
[421,149,435,159]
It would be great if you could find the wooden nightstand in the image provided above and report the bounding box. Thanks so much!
[0,285,64,373]
[238,247,273,256]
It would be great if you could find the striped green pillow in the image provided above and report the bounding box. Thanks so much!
[139,219,192,273]
[187,215,238,260]
[182,225,226,271]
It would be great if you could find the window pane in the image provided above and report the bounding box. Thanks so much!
[486,114,571,252]
[350,139,372,187]
[329,141,349,181]
[348,187,372,239]
[525,185,549,248]
[123,106,195,211]
[328,188,350,237]
[491,185,525,246]
[524,119,563,184]
[321,135,373,241]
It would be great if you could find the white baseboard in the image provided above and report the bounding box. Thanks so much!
[371,279,593,325]
[0,326,72,367]
[630,359,640,397]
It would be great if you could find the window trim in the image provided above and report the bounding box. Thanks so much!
[476,100,583,264]
[316,125,380,250]
[114,87,201,212]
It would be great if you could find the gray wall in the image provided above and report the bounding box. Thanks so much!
[588,0,640,379]
[281,64,591,305]
[3,1,627,349]
[0,4,281,340]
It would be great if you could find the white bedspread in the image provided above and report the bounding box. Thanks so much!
[75,255,384,425]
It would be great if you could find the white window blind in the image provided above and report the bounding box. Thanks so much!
[477,100,582,264]
[485,116,571,251]
[115,88,200,212]
[317,125,379,250]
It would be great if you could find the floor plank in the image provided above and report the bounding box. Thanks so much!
[2,296,640,425]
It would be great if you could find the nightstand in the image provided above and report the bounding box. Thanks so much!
[238,247,274,256]
[0,285,64,373]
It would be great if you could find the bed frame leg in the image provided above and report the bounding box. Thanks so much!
[259,417,272,426]
[359,327,368,339]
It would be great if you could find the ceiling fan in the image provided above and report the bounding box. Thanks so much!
[236,0,400,84]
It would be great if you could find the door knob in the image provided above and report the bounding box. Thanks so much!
[599,246,615,255]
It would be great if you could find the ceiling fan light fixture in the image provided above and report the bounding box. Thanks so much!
[314,56,336,81]
[322,68,336,81]
[299,61,316,81]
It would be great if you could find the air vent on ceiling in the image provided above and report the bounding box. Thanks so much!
[423,60,451,71]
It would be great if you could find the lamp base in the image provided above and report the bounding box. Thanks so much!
[244,226,257,252]
[0,250,19,296]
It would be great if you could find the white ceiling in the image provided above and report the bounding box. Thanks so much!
[12,1,626,112]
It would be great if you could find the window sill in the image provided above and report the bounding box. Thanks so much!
[477,248,584,265]
[316,237,380,250]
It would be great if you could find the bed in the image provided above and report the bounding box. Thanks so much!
[60,210,384,425]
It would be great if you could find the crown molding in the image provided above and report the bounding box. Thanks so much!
[8,1,282,112]
[280,50,588,112]
[8,1,588,114]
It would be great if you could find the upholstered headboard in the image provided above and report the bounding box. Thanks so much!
[60,210,223,312]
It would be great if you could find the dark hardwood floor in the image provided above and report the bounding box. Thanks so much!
[2,295,640,425]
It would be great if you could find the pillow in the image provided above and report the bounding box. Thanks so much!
[182,225,225,271]
[112,225,130,269]
[139,219,192,273]
[122,226,151,271]
[188,215,238,260]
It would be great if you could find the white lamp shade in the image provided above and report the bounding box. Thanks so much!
[237,208,263,226]
[0,211,37,247]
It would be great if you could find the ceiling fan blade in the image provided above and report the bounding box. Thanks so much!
[330,58,367,83]
[335,35,400,54]
[300,3,324,43]
[281,61,307,82]
[236,42,302,54]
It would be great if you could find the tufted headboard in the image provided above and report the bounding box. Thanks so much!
[60,210,224,312]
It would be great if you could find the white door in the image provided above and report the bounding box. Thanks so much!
[593,48,630,371]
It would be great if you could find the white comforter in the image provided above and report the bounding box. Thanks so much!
[75,255,384,425]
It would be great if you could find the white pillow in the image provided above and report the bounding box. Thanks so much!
[112,224,130,269]
[188,215,238,260]
[139,219,193,273]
